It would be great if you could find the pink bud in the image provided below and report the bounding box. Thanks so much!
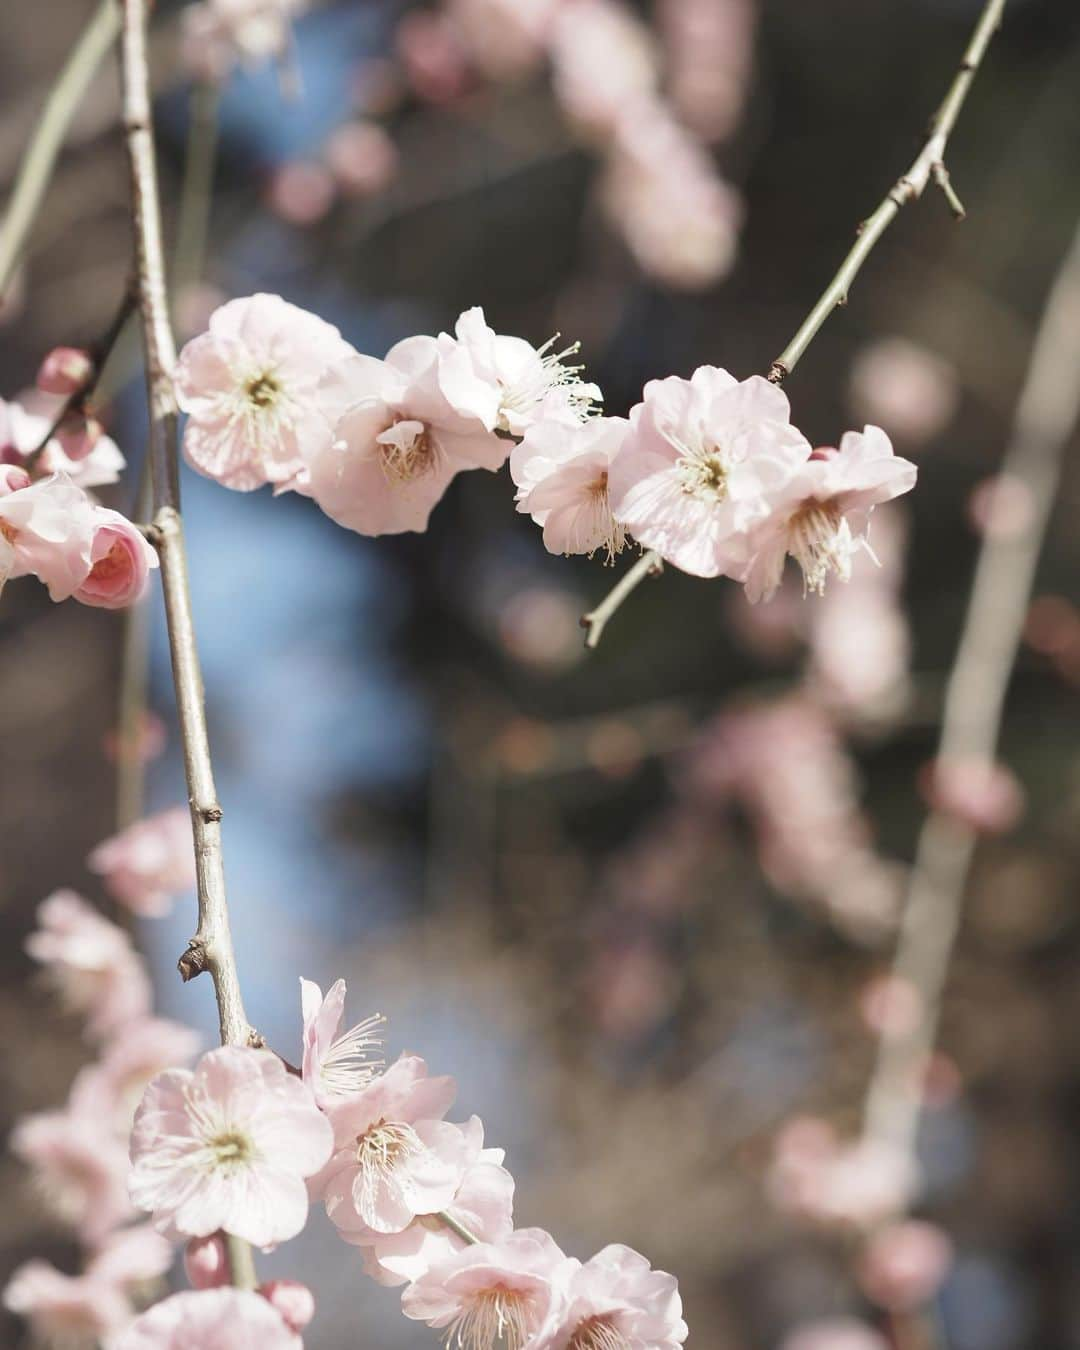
[857,1220,953,1311]
[858,975,922,1040]
[265,161,336,228]
[103,709,167,765]
[809,444,839,461]
[74,511,158,610]
[968,473,1035,540]
[258,1280,315,1333]
[36,347,94,397]
[324,121,399,198]
[920,755,1024,834]
[396,11,472,103]
[184,1234,229,1289]
[55,413,103,463]
[0,464,31,496]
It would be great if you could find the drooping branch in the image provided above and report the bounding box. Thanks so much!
[767,0,1007,383]
[119,0,251,1053]
[581,0,1007,647]
[0,0,120,297]
[862,215,1080,1163]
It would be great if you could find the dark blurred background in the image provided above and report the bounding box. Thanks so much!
[2,0,1080,1346]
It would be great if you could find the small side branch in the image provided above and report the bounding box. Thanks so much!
[580,551,663,649]
[767,0,1006,383]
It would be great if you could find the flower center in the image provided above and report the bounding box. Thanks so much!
[245,370,283,410]
[87,542,129,587]
[568,1315,630,1350]
[787,499,852,595]
[677,444,728,502]
[376,419,437,484]
[209,1129,256,1168]
[445,1287,531,1350]
[0,520,17,544]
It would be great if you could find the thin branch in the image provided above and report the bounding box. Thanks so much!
[0,0,120,296]
[436,1211,480,1245]
[115,470,152,831]
[767,0,1007,383]
[862,215,1080,1162]
[119,0,251,1051]
[580,550,663,649]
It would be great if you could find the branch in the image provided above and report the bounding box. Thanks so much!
[0,0,120,297]
[766,0,1007,383]
[581,0,1008,646]
[862,214,1080,1163]
[580,550,663,649]
[119,0,251,1051]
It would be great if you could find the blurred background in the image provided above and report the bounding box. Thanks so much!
[2,0,1080,1346]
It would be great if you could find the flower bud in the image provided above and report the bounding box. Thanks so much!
[183,1234,229,1290]
[36,347,94,397]
[55,413,103,463]
[258,1280,315,1332]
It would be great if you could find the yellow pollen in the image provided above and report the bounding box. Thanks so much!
[677,445,728,502]
[209,1129,255,1167]
[245,371,282,409]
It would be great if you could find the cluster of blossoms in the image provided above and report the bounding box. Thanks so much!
[176,293,918,601]
[0,357,155,610]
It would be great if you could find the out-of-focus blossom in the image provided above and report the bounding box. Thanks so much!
[324,121,399,198]
[300,976,384,1108]
[87,807,197,918]
[258,1281,315,1335]
[588,936,676,1041]
[446,0,556,81]
[848,337,959,446]
[314,1054,459,1235]
[301,336,503,537]
[129,1046,333,1248]
[779,1318,890,1350]
[115,1287,300,1349]
[400,1228,568,1348]
[857,1220,954,1311]
[858,975,923,1042]
[920,755,1025,835]
[533,1244,687,1350]
[180,0,303,85]
[601,101,742,289]
[344,1116,514,1287]
[175,293,351,492]
[25,889,152,1039]
[967,472,1035,540]
[495,585,584,672]
[396,10,472,103]
[510,415,628,560]
[266,160,336,228]
[0,392,125,488]
[768,1117,916,1232]
[36,347,93,397]
[0,463,31,495]
[10,1109,135,1243]
[103,710,168,767]
[659,0,756,143]
[549,0,658,142]
[739,428,917,602]
[88,1225,174,1288]
[184,1235,229,1290]
[2,1261,133,1346]
[609,366,810,578]
[71,1016,201,1133]
[454,307,601,435]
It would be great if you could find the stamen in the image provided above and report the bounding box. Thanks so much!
[788,500,853,595]
[377,419,437,484]
[444,1287,531,1350]
[320,1013,385,1099]
[245,371,283,409]
[568,1315,631,1350]
[208,1129,256,1168]
[676,443,728,502]
[354,1120,422,1222]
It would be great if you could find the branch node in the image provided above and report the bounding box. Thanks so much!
[932,161,967,219]
[766,361,788,385]
[200,803,223,824]
[178,939,210,982]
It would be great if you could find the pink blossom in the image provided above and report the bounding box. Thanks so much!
[533,1243,687,1350]
[968,472,1035,540]
[768,1119,916,1232]
[0,463,31,495]
[88,1224,175,1287]
[401,1228,568,1350]
[115,1287,300,1350]
[659,0,756,143]
[344,1115,515,1286]
[184,1234,229,1290]
[300,976,384,1108]
[313,1053,459,1234]
[857,1220,953,1311]
[180,0,303,84]
[608,367,811,578]
[104,709,167,767]
[453,307,601,435]
[780,1319,889,1350]
[10,1109,135,1243]
[301,337,504,537]
[258,1280,315,1334]
[266,160,336,228]
[129,1046,333,1249]
[446,0,556,81]
[175,293,351,492]
[87,807,197,917]
[3,1260,133,1346]
[510,415,629,560]
[396,10,473,104]
[920,755,1024,835]
[848,337,958,446]
[324,121,399,198]
[37,347,93,396]
[75,508,159,610]
[549,0,658,142]
[739,427,917,602]
[0,392,125,487]
[71,1016,201,1133]
[25,889,152,1040]
[858,975,923,1042]
[601,102,742,290]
